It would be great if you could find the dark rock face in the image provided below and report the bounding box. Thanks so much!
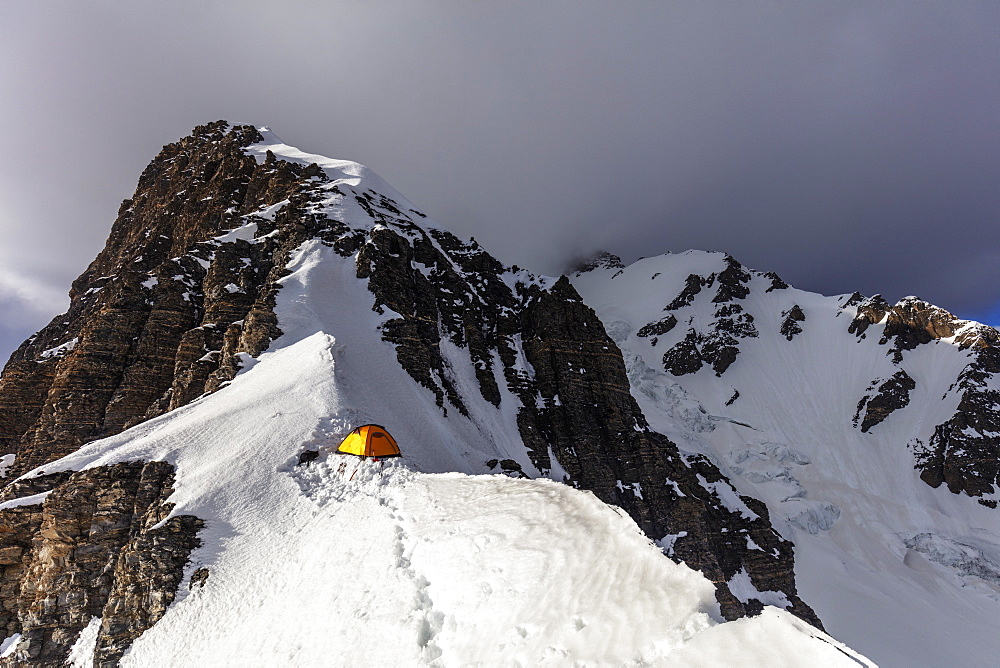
[0,461,201,667]
[845,295,964,363]
[188,567,210,590]
[636,315,678,339]
[656,258,761,378]
[848,295,959,358]
[661,303,757,377]
[841,292,864,308]
[0,121,320,480]
[484,459,528,478]
[763,271,789,292]
[880,298,959,349]
[666,274,706,310]
[853,370,916,433]
[0,122,326,663]
[780,305,806,341]
[358,223,514,416]
[711,256,752,303]
[572,251,624,274]
[663,331,706,376]
[698,330,742,376]
[914,327,1000,499]
[847,295,891,339]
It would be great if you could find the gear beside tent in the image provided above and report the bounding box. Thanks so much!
[336,424,401,459]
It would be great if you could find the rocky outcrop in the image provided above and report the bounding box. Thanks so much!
[842,293,1000,498]
[666,274,706,310]
[0,122,332,663]
[847,295,890,339]
[0,122,318,479]
[711,256,752,304]
[914,325,1000,500]
[572,251,624,274]
[780,305,806,341]
[636,315,678,339]
[853,370,916,433]
[847,295,960,361]
[0,475,72,642]
[661,303,758,377]
[650,257,763,378]
[841,295,1000,498]
[0,461,201,667]
[763,271,789,292]
[662,331,707,376]
[880,297,960,353]
[358,222,515,415]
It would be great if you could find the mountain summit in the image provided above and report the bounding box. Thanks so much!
[0,122,995,666]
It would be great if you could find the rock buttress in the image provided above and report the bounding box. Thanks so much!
[0,461,202,667]
[513,277,820,626]
[0,121,316,479]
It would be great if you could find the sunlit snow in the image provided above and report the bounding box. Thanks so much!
[573,252,1000,668]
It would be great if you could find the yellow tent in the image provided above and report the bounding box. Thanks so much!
[336,424,401,458]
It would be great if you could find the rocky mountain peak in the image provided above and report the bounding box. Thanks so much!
[0,122,327,481]
[1,121,995,665]
[0,123,835,663]
[571,250,625,274]
[880,296,961,349]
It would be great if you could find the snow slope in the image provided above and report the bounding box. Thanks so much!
[574,252,1000,667]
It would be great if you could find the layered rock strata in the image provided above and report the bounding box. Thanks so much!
[0,461,201,667]
[0,121,308,479]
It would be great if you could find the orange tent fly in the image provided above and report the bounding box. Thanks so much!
[336,425,401,459]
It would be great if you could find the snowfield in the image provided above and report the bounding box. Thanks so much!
[23,230,869,665]
[574,252,1000,668]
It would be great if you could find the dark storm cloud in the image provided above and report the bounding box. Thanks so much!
[1,1,997,364]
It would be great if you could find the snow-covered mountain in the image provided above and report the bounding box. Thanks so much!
[573,252,1000,666]
[0,121,993,665]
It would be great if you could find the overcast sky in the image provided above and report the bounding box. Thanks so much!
[1,1,997,364]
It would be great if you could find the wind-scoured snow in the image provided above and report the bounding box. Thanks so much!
[574,253,1000,668]
[13,180,871,664]
[245,127,446,232]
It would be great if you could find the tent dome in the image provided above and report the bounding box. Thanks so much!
[336,425,401,458]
